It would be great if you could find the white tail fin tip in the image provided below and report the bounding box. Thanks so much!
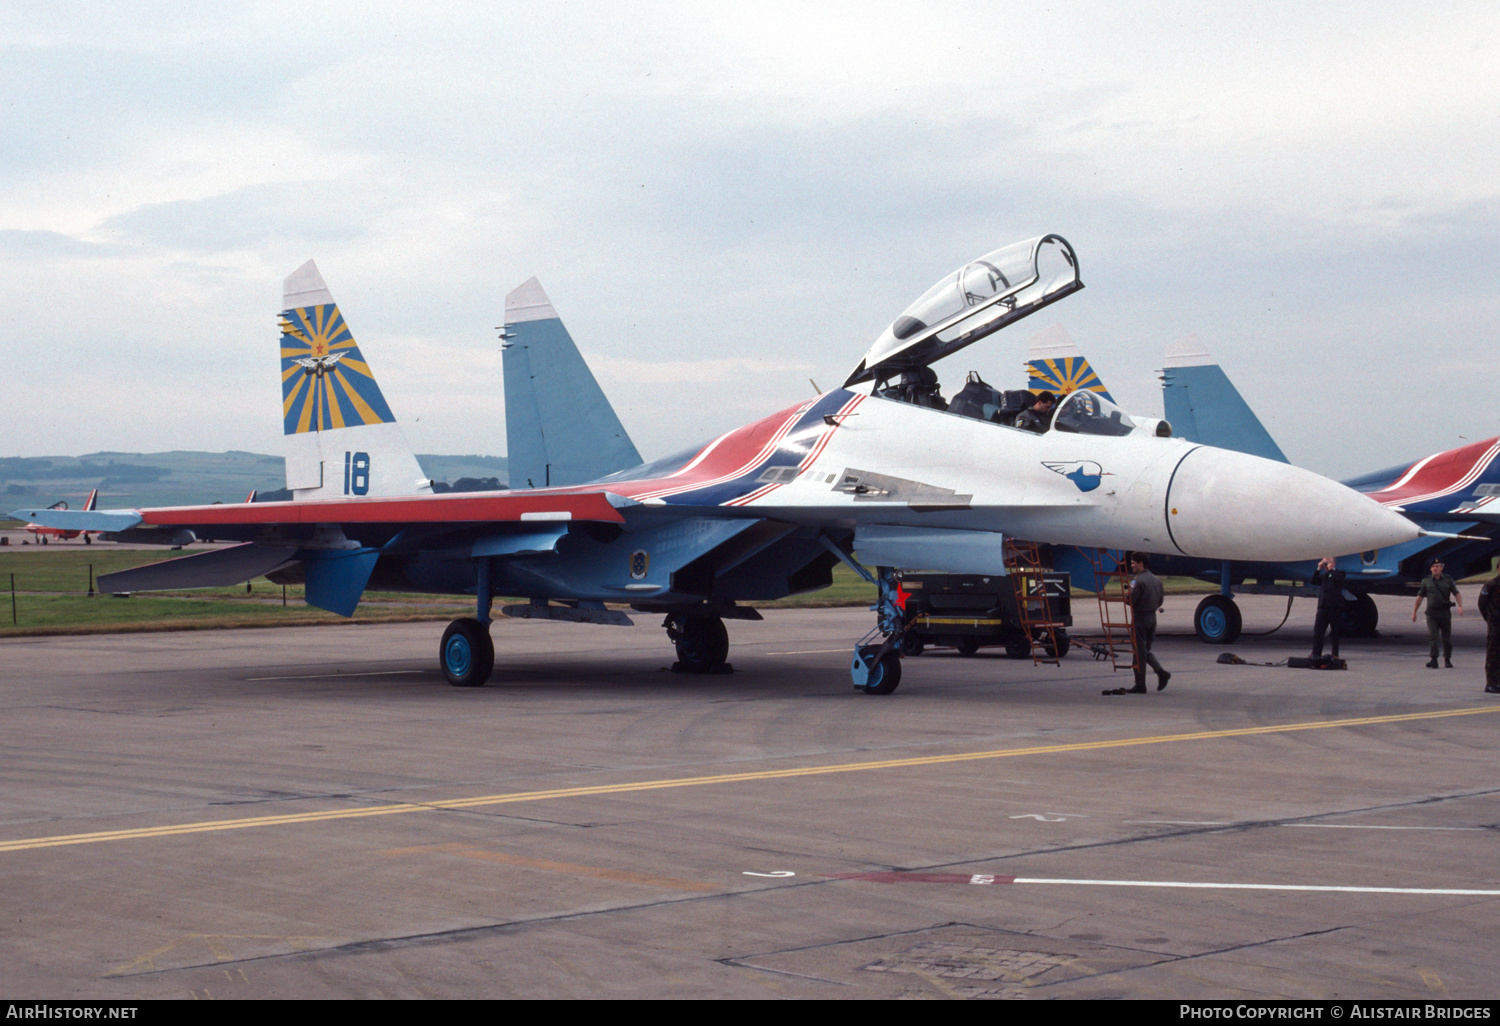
[1027,323,1082,361]
[505,276,558,323]
[284,259,334,309]
[1164,333,1215,368]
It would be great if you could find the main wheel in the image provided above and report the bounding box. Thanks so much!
[1343,592,1379,637]
[673,614,729,672]
[1004,632,1031,659]
[1040,628,1071,659]
[441,618,494,687]
[1194,595,1242,644]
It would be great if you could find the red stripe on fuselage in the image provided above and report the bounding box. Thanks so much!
[1373,437,1500,507]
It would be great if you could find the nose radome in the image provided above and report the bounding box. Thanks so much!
[1164,447,1420,561]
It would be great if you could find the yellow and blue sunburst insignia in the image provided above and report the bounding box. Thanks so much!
[1026,357,1113,402]
[279,303,397,436]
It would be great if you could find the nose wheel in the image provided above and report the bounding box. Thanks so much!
[441,617,494,687]
[851,644,902,695]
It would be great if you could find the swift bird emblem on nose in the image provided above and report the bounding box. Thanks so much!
[1042,460,1106,492]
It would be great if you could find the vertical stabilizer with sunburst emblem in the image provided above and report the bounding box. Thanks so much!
[279,260,433,499]
[1024,324,1114,402]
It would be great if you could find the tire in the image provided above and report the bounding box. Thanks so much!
[1343,592,1379,637]
[1041,628,1071,659]
[441,618,494,687]
[674,614,729,671]
[899,633,925,657]
[955,637,980,657]
[1004,632,1031,659]
[863,651,902,695]
[1194,595,1242,644]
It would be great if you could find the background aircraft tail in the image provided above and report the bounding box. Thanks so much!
[1025,324,1114,401]
[1160,334,1289,463]
[501,277,641,488]
[279,260,432,500]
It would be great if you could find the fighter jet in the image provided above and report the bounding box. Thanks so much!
[14,235,1419,693]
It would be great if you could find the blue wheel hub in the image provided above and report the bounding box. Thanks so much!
[1200,607,1227,639]
[444,634,473,677]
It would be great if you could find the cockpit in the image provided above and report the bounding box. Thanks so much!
[1052,390,1136,436]
[854,233,1171,439]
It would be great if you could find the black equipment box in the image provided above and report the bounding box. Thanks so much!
[897,570,1072,659]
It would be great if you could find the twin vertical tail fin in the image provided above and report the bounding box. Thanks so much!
[1025,324,1114,401]
[279,260,433,499]
[501,277,641,488]
[1160,334,1289,463]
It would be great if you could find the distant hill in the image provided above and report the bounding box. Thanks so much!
[2,452,509,510]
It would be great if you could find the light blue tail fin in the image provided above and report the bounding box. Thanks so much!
[501,277,642,488]
[1025,324,1114,401]
[1160,334,1289,463]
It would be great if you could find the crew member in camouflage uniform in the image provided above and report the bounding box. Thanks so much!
[1105,553,1171,694]
[1478,570,1500,694]
[1411,559,1463,669]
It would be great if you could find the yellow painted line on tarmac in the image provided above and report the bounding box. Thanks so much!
[4,704,1498,854]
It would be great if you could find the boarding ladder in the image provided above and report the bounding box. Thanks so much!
[1084,547,1136,674]
[1003,540,1067,666]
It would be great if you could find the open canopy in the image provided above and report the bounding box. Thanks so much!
[845,234,1082,387]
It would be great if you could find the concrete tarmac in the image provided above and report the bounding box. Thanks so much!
[2,594,1497,999]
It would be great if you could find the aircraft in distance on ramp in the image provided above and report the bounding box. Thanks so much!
[14,236,1420,693]
[1138,335,1500,643]
[20,489,99,545]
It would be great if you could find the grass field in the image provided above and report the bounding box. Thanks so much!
[0,545,1237,637]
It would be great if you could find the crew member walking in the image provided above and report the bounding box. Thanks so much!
[1106,553,1171,694]
[1479,570,1500,694]
[1412,558,1463,668]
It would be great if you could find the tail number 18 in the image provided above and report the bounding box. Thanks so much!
[344,451,370,495]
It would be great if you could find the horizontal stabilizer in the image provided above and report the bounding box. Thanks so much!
[98,544,298,593]
[503,277,642,488]
[1160,335,1289,463]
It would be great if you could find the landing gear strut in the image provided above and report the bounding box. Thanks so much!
[666,613,731,673]
[848,566,904,696]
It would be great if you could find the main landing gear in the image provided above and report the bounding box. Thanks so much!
[665,613,731,674]
[442,558,497,687]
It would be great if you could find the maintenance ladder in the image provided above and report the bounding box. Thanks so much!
[1085,547,1137,674]
[1003,540,1068,666]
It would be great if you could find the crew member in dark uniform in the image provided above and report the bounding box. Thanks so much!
[1015,391,1057,434]
[1310,556,1346,662]
[1412,558,1463,668]
[1105,553,1171,694]
[1478,570,1500,694]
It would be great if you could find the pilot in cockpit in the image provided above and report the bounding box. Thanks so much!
[1015,391,1057,433]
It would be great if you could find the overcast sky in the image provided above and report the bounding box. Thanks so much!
[3,1,1498,478]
